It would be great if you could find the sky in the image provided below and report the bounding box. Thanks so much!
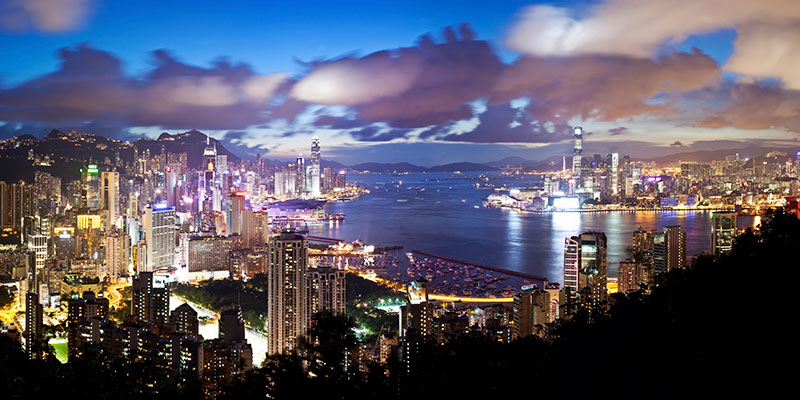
[0,0,799,165]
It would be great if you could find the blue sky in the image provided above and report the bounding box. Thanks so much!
[1,0,798,165]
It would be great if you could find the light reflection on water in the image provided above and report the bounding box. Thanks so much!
[309,172,754,284]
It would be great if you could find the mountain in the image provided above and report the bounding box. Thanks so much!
[429,162,498,172]
[350,162,427,173]
[646,146,798,165]
[134,129,241,169]
[486,156,534,167]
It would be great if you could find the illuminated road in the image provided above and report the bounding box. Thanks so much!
[0,297,20,326]
[105,282,131,308]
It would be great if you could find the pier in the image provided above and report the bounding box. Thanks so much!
[411,249,548,284]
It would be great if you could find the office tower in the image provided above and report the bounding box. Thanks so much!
[24,251,42,359]
[617,259,637,293]
[578,232,608,310]
[216,154,228,174]
[252,211,269,245]
[334,170,346,190]
[219,306,246,343]
[322,167,333,193]
[101,171,119,230]
[144,204,175,272]
[187,235,232,278]
[227,192,245,236]
[202,137,217,212]
[563,236,580,298]
[105,230,130,281]
[607,153,619,196]
[82,164,101,209]
[296,154,306,195]
[310,137,321,197]
[712,212,737,256]
[132,271,169,323]
[512,286,551,339]
[544,282,561,322]
[273,170,285,198]
[632,229,655,287]
[27,233,47,271]
[171,303,199,338]
[308,267,346,316]
[572,126,583,182]
[267,230,310,355]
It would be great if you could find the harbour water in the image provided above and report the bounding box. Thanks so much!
[309,172,755,284]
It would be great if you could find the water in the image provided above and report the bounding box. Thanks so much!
[308,172,754,283]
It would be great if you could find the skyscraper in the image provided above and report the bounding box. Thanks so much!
[607,153,619,196]
[296,154,306,195]
[105,230,130,281]
[171,303,199,337]
[310,137,321,197]
[132,271,169,323]
[144,204,175,272]
[572,126,583,183]
[712,212,737,256]
[219,306,246,343]
[226,192,245,236]
[578,232,608,310]
[267,230,310,355]
[202,137,217,212]
[24,251,42,359]
[100,171,119,230]
[512,286,551,339]
[563,236,580,298]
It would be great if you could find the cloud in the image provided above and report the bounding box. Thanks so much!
[492,50,720,122]
[0,44,287,134]
[698,83,800,132]
[347,125,410,142]
[0,0,95,32]
[609,127,629,135]
[291,25,504,128]
[439,103,571,143]
[506,0,800,89]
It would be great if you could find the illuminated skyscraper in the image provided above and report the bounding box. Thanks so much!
[654,225,687,272]
[563,236,580,298]
[295,154,306,195]
[144,204,176,272]
[267,230,310,355]
[100,171,119,230]
[577,232,607,310]
[607,152,619,196]
[202,137,217,212]
[572,126,583,183]
[24,251,42,359]
[712,212,737,256]
[308,267,346,316]
[310,137,321,197]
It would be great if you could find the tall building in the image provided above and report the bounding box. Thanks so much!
[105,230,130,281]
[310,137,321,197]
[400,279,434,338]
[577,232,608,310]
[512,286,551,339]
[563,236,580,298]
[0,181,35,229]
[617,259,638,293]
[607,153,619,196]
[132,271,169,323]
[654,225,687,273]
[202,137,217,212]
[267,230,310,355]
[100,171,119,230]
[66,290,109,359]
[27,233,47,271]
[711,212,737,256]
[24,251,42,359]
[572,126,583,183]
[308,267,346,316]
[144,205,175,272]
[295,154,306,195]
[227,192,245,236]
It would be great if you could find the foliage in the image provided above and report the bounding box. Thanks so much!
[0,285,14,308]
[173,275,267,331]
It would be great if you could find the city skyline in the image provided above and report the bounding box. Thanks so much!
[1,0,799,165]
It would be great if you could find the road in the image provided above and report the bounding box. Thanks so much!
[106,282,131,308]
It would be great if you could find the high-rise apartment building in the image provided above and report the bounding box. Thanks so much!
[267,230,310,355]
[219,306,246,343]
[654,225,687,272]
[308,267,346,316]
[711,212,737,256]
[563,236,580,298]
[24,251,42,359]
[617,259,638,293]
[171,303,199,338]
[512,286,551,339]
[132,271,169,323]
[105,230,130,281]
